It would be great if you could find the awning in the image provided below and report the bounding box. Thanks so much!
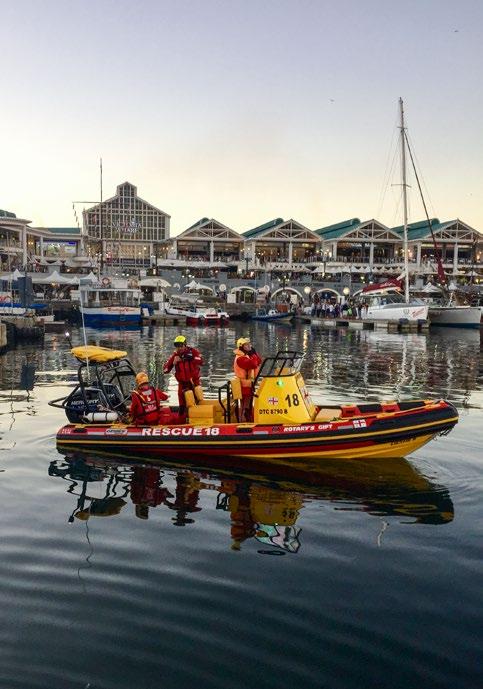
[32,270,78,284]
[139,277,171,288]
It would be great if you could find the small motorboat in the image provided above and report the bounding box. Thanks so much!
[51,346,458,461]
[251,308,294,323]
[165,297,229,326]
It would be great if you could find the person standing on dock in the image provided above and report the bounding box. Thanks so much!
[163,335,204,418]
[233,337,262,422]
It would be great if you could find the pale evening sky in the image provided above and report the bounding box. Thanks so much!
[2,0,482,236]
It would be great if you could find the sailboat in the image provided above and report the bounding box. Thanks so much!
[397,107,481,329]
[358,100,429,323]
[412,284,481,329]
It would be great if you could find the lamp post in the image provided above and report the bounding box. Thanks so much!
[304,285,311,306]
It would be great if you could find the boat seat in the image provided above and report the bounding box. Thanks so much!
[314,407,342,422]
[188,404,215,426]
[184,390,196,407]
[197,399,225,424]
[184,387,205,407]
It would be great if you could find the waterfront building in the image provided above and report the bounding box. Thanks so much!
[316,218,402,266]
[0,209,27,271]
[168,218,243,264]
[392,218,482,278]
[83,181,170,272]
[1,209,90,273]
[242,218,321,267]
[315,217,483,282]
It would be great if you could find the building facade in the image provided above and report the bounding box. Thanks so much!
[83,181,170,271]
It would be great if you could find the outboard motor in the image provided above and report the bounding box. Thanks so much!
[102,383,127,412]
[64,386,118,424]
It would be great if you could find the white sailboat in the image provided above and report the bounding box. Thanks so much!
[358,100,429,323]
[412,284,481,329]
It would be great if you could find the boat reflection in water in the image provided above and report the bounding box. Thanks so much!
[48,451,454,554]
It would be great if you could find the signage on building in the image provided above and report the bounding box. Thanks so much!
[113,218,141,236]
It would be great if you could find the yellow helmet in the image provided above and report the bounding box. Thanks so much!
[237,337,250,348]
[174,335,187,345]
[135,371,149,386]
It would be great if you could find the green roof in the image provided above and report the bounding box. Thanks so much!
[242,218,284,239]
[186,217,209,231]
[46,227,80,235]
[392,218,444,240]
[0,209,17,218]
[315,218,361,240]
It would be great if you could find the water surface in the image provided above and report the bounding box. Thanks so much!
[0,324,481,689]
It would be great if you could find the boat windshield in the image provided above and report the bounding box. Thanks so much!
[82,289,140,307]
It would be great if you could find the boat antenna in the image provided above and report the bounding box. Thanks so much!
[79,279,90,378]
[403,132,447,287]
[399,98,410,303]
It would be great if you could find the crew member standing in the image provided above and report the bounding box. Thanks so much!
[130,372,169,426]
[163,335,203,418]
[233,337,262,422]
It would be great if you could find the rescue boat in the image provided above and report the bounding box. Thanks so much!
[51,346,458,461]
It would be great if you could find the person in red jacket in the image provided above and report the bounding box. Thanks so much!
[130,371,169,426]
[163,335,203,417]
[233,337,262,421]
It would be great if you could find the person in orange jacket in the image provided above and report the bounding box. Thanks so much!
[233,337,262,422]
[163,335,204,417]
[130,371,169,426]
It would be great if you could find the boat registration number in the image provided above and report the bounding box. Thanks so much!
[141,426,220,437]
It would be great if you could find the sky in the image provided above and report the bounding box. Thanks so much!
[2,0,483,236]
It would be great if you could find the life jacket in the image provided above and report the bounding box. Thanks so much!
[131,384,162,425]
[173,347,202,383]
[233,349,261,388]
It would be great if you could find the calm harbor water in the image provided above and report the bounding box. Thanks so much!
[0,323,482,689]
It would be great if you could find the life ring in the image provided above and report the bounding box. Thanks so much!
[101,277,111,288]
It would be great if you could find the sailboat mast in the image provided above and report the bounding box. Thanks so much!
[99,157,104,276]
[399,97,410,302]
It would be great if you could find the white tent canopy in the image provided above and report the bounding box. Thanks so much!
[32,270,77,285]
[184,280,214,293]
[0,269,24,281]
[140,277,171,288]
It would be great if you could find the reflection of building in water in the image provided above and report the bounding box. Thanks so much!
[48,454,454,550]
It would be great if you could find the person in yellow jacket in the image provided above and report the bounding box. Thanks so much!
[233,337,262,421]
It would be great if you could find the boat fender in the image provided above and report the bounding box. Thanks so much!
[194,385,204,402]
[84,411,119,423]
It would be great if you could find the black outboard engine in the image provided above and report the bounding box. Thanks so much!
[64,386,107,423]
[102,383,127,412]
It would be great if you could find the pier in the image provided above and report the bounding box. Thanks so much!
[308,317,429,333]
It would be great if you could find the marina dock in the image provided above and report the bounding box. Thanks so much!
[308,317,429,332]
